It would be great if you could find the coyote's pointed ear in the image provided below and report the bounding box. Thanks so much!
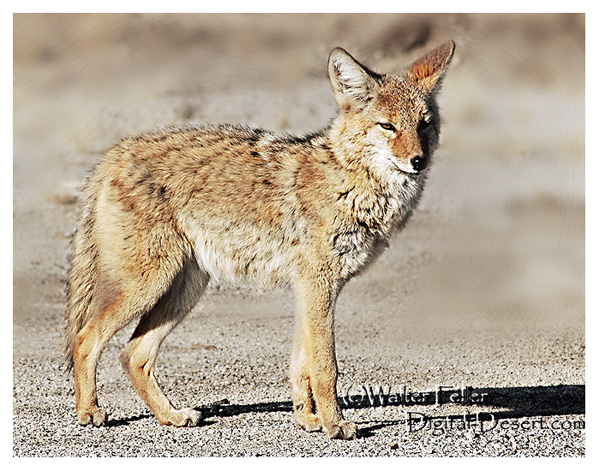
[407,40,455,92]
[328,47,378,111]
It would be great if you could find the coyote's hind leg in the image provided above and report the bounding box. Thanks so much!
[72,279,162,426]
[120,258,209,426]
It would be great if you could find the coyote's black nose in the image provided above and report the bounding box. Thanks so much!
[411,156,428,172]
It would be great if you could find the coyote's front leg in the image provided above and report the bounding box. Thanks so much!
[290,324,322,432]
[291,275,357,440]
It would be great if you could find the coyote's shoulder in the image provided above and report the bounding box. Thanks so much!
[66,41,455,438]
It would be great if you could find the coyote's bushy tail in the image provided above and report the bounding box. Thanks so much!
[64,185,98,369]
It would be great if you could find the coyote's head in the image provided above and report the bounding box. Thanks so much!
[328,41,455,177]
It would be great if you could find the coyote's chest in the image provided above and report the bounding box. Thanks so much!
[332,173,425,279]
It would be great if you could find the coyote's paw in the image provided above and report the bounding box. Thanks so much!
[159,407,203,427]
[77,406,108,427]
[294,411,322,432]
[324,420,358,440]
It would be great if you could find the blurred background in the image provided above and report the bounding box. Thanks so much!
[13,13,584,345]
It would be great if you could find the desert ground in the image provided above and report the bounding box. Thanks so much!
[13,13,584,457]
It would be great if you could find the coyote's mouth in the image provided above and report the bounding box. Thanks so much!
[390,159,420,176]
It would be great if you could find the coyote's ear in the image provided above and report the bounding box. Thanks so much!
[328,47,378,111]
[407,40,455,92]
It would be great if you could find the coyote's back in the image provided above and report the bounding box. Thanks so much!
[65,41,455,438]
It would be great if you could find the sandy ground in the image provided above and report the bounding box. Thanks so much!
[13,13,584,457]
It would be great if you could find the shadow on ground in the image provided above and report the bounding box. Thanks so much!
[107,384,584,435]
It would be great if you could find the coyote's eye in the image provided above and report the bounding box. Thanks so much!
[378,122,396,132]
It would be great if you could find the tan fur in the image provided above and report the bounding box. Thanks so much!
[65,41,455,439]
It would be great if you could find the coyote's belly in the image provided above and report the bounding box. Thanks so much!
[188,221,298,287]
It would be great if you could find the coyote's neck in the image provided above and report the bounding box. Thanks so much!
[321,120,427,239]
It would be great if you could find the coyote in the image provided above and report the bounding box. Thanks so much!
[65,41,455,439]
